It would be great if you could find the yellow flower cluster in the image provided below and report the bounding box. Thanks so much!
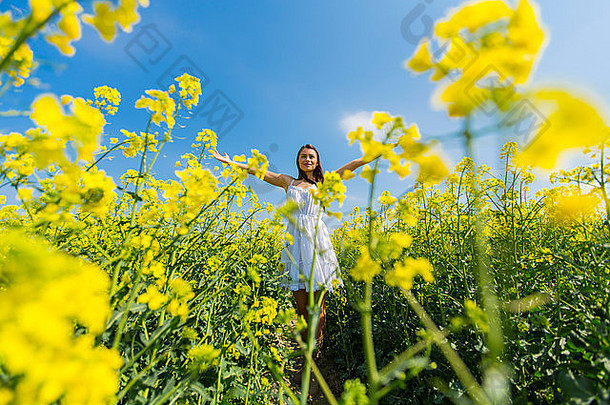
[0,33,33,87]
[35,165,115,218]
[378,190,398,206]
[120,129,157,157]
[415,154,450,185]
[553,193,600,222]
[403,0,610,171]
[0,231,121,405]
[406,0,545,117]
[137,285,167,310]
[243,296,279,336]
[0,90,120,220]
[187,343,221,373]
[173,157,218,220]
[1,0,150,89]
[135,89,176,129]
[275,199,299,224]
[311,171,346,220]
[137,277,194,320]
[142,260,165,278]
[516,90,610,169]
[464,300,489,333]
[246,149,269,180]
[173,72,202,110]
[83,0,150,42]
[79,167,118,215]
[196,129,218,153]
[246,253,267,286]
[94,85,121,115]
[389,233,413,249]
[167,277,196,318]
[350,246,381,283]
[30,94,106,162]
[1,139,35,178]
[385,257,434,291]
[45,2,84,56]
[349,111,448,185]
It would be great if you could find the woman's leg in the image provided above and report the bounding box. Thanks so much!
[293,289,309,342]
[292,289,326,348]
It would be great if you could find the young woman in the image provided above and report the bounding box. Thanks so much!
[212,144,373,348]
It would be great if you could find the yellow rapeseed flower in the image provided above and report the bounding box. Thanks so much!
[360,165,379,184]
[0,231,121,405]
[0,37,33,87]
[176,73,202,110]
[137,285,169,310]
[30,94,106,162]
[385,257,434,290]
[350,246,381,283]
[415,154,449,185]
[94,85,121,115]
[135,89,176,129]
[508,0,545,55]
[554,193,600,221]
[311,171,346,210]
[340,169,356,180]
[83,0,148,42]
[405,0,547,117]
[371,111,393,129]
[378,190,398,206]
[389,233,413,249]
[406,40,433,73]
[45,2,83,56]
[247,149,269,180]
[188,344,221,372]
[517,89,610,169]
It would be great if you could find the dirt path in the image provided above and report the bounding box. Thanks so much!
[283,343,345,404]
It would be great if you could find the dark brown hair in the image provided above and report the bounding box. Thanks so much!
[296,144,324,185]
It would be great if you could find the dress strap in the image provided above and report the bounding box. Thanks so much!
[290,178,296,186]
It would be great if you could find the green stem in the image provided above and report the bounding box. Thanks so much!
[464,117,504,365]
[114,354,157,403]
[377,330,448,386]
[245,348,257,405]
[267,359,300,405]
[404,290,490,405]
[213,332,228,405]
[119,318,176,373]
[112,266,144,350]
[299,209,322,404]
[362,157,382,400]
[0,2,72,73]
[296,335,340,405]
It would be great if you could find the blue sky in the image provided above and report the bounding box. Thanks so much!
[1,0,609,227]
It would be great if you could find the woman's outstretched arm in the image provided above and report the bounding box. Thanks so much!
[334,157,369,179]
[334,142,399,179]
[211,150,293,191]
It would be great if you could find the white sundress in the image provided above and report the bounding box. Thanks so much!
[280,179,342,292]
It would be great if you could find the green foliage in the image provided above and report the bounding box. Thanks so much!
[325,145,610,404]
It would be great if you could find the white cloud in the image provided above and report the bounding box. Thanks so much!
[339,111,375,133]
[338,110,390,142]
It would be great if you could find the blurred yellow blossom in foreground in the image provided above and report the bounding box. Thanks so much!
[517,89,610,169]
[385,257,434,291]
[405,0,546,117]
[0,231,121,405]
[351,246,381,283]
[553,193,601,222]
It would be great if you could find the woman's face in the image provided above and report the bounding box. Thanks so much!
[298,148,318,173]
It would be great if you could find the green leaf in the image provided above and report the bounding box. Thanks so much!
[558,370,597,405]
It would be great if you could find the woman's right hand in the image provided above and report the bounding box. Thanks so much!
[211,150,232,165]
